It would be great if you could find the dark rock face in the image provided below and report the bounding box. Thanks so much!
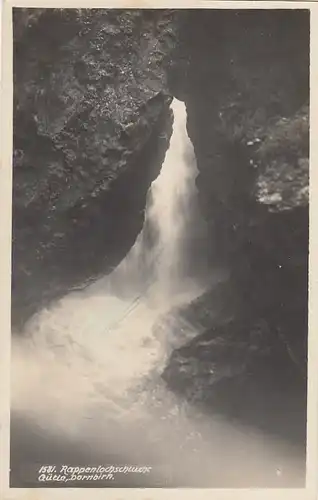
[12,8,176,327]
[163,9,309,445]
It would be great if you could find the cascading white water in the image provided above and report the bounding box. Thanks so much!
[108,98,201,302]
[10,99,305,488]
[11,97,204,443]
[146,99,198,296]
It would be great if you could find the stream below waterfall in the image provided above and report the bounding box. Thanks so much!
[10,100,306,488]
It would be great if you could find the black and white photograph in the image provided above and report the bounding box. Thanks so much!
[4,4,311,490]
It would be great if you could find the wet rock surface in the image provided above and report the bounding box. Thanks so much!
[12,8,177,327]
[163,9,309,446]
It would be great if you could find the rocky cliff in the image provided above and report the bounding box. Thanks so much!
[163,9,309,445]
[12,8,176,327]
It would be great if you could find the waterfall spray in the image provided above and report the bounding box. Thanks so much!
[11,98,203,430]
[10,98,303,488]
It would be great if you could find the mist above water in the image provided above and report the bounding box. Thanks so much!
[11,97,205,449]
[10,99,305,488]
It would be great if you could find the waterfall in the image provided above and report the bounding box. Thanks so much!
[108,98,201,302]
[145,99,198,296]
[10,99,305,488]
[11,98,204,437]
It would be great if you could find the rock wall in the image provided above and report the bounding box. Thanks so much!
[12,8,176,327]
[164,9,309,444]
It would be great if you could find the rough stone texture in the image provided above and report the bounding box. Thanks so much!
[12,8,176,327]
[254,105,309,211]
[163,9,309,445]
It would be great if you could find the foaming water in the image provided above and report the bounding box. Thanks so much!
[11,97,205,464]
[11,99,305,487]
